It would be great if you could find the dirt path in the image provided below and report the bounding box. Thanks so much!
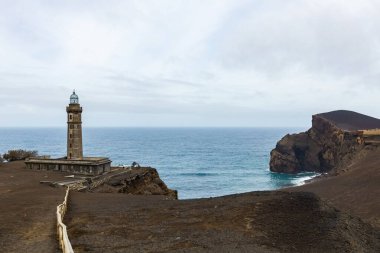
[0,161,69,253]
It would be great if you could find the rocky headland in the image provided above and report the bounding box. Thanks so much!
[270,110,380,174]
[271,110,380,228]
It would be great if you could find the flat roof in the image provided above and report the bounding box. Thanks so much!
[25,157,111,166]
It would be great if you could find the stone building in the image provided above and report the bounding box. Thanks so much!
[67,91,83,159]
[25,91,111,175]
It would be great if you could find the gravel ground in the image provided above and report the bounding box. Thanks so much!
[66,191,380,253]
[290,146,380,227]
[0,161,69,253]
[1,156,380,253]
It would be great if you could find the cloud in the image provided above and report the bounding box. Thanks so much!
[0,0,380,127]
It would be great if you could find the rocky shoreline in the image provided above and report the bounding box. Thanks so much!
[272,110,380,229]
[270,110,380,174]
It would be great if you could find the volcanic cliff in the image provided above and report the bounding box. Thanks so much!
[90,167,178,200]
[270,110,380,174]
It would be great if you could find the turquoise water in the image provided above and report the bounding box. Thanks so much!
[0,127,317,199]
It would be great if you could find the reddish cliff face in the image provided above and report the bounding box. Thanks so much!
[270,114,362,174]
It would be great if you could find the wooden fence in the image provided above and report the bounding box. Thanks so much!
[57,186,74,253]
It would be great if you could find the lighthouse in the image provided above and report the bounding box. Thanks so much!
[25,91,111,175]
[66,91,83,160]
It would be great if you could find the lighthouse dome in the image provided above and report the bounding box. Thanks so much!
[70,91,79,104]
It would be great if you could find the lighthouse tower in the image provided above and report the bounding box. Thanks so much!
[66,91,83,160]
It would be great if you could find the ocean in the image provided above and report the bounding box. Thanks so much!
[0,127,317,199]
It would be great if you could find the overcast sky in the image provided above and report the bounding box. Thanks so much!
[1,0,380,127]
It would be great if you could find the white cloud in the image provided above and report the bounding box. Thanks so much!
[0,0,380,127]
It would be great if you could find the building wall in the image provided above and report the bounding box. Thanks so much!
[66,104,83,159]
[26,161,111,176]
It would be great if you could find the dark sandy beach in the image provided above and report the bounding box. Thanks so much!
[289,145,380,227]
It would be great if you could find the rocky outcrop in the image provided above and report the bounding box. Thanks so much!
[91,167,178,199]
[270,113,363,173]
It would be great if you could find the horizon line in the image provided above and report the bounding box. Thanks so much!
[0,126,308,129]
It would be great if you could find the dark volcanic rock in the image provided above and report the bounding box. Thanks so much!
[318,110,380,131]
[92,167,178,199]
[269,110,376,173]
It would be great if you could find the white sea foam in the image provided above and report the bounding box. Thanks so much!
[292,173,320,186]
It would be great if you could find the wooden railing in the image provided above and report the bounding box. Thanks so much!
[57,187,74,253]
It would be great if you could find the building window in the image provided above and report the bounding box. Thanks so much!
[69,115,72,120]
[70,134,72,138]
[70,125,74,129]
[70,143,72,148]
